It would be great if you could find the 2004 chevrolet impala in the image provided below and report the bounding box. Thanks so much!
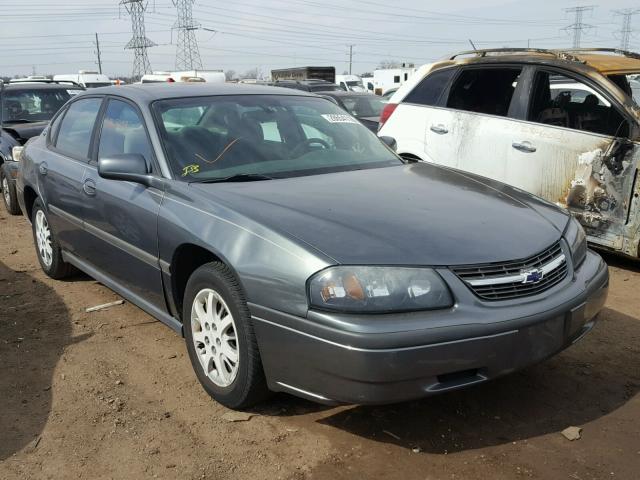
[16,84,608,408]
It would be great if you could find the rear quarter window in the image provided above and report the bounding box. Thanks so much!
[404,68,456,107]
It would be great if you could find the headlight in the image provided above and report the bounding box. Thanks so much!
[12,146,24,162]
[564,217,587,268]
[308,266,453,313]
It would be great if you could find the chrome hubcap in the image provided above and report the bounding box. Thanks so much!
[2,177,9,206]
[191,288,239,387]
[35,210,53,268]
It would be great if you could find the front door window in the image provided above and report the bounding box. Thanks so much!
[528,71,628,137]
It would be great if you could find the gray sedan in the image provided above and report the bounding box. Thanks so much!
[17,84,609,409]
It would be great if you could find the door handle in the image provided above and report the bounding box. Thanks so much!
[83,179,96,197]
[38,163,48,176]
[430,124,449,135]
[512,141,537,153]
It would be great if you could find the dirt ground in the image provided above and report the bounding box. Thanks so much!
[1,211,639,480]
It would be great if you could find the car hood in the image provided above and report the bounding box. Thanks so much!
[2,121,48,145]
[192,163,568,266]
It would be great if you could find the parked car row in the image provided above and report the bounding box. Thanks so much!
[2,48,624,408]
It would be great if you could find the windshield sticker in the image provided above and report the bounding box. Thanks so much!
[321,114,359,124]
[182,164,200,177]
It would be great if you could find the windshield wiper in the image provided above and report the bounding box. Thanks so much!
[4,119,34,124]
[190,173,274,184]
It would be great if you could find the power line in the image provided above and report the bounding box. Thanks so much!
[613,8,640,50]
[173,0,203,70]
[564,5,596,48]
[121,0,156,78]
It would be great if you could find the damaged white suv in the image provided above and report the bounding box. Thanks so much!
[379,48,640,259]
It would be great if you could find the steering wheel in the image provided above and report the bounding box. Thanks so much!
[290,138,331,158]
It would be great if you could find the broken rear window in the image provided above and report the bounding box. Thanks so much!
[529,71,628,138]
[446,67,521,117]
[404,68,456,107]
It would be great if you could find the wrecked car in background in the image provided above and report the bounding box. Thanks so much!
[0,80,83,214]
[379,48,640,259]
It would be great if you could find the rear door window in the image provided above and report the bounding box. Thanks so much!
[404,68,456,106]
[55,97,103,160]
[446,67,522,117]
[528,71,628,137]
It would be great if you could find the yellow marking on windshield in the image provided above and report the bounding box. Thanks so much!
[182,164,200,176]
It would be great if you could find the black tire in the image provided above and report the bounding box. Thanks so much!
[31,198,75,279]
[1,166,20,215]
[183,262,270,409]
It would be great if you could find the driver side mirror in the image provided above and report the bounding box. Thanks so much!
[379,136,397,152]
[98,154,158,188]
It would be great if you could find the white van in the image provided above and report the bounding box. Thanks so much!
[141,70,225,84]
[174,70,225,83]
[335,75,366,92]
[361,76,374,92]
[53,71,111,89]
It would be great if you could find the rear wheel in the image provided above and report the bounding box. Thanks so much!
[31,199,75,279]
[183,262,269,409]
[1,167,20,215]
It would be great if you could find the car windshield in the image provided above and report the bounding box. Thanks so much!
[154,94,401,181]
[339,95,385,117]
[1,88,72,123]
[84,82,112,88]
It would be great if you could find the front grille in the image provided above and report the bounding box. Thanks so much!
[451,242,568,301]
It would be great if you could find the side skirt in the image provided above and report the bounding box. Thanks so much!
[62,250,184,336]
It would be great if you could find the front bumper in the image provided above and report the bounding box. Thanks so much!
[251,249,609,405]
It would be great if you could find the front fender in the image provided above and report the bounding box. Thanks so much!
[158,184,334,318]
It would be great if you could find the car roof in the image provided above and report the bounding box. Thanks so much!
[322,91,376,97]
[75,83,317,103]
[441,49,640,75]
[571,53,640,74]
[3,82,83,91]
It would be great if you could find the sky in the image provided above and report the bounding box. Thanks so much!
[1,0,640,78]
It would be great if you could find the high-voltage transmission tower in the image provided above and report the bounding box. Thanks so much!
[173,0,203,70]
[614,9,640,51]
[121,0,156,79]
[564,5,596,48]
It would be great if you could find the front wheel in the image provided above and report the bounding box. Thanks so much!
[183,262,269,409]
[31,199,75,279]
[1,166,20,215]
